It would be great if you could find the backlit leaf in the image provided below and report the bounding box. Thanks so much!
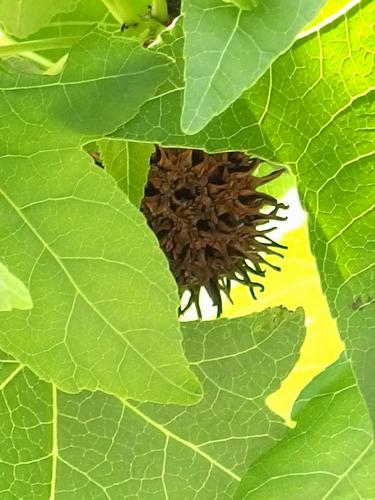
[118,1,375,427]
[236,357,375,498]
[221,0,259,10]
[0,262,32,311]
[0,307,304,498]
[0,0,79,38]
[0,150,201,405]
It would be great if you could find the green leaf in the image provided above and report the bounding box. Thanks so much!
[255,163,295,199]
[180,0,327,134]
[235,357,375,498]
[98,139,154,207]
[303,0,361,34]
[19,0,118,63]
[0,262,32,311]
[0,29,171,156]
[118,1,375,427]
[0,150,201,405]
[0,307,305,498]
[237,0,375,429]
[0,0,80,38]
[101,0,151,25]
[221,0,259,10]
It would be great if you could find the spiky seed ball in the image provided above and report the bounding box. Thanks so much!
[141,147,287,317]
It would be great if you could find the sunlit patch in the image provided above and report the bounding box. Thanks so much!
[221,192,344,424]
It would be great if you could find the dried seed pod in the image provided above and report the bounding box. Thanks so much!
[141,147,287,317]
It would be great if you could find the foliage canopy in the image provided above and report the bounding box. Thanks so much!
[0,0,373,498]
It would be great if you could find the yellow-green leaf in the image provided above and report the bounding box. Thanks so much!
[0,262,32,311]
[0,150,201,405]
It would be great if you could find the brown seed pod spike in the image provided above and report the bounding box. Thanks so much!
[141,147,287,318]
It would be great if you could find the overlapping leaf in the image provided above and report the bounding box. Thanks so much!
[0,0,80,38]
[112,19,272,151]
[221,0,259,10]
[0,29,171,156]
[0,262,32,311]
[118,1,375,426]
[236,357,375,498]
[180,0,326,134]
[0,307,304,499]
[99,139,154,207]
[0,150,201,405]
[17,0,118,64]
[303,0,361,33]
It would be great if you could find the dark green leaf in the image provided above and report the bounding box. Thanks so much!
[0,30,171,156]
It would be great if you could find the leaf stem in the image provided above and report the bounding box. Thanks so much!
[151,0,169,22]
[0,36,80,58]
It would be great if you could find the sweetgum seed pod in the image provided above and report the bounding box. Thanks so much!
[141,147,287,317]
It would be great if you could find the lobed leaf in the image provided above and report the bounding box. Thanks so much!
[180,0,326,134]
[0,307,305,498]
[0,29,171,156]
[235,357,375,498]
[118,0,375,427]
[0,150,201,405]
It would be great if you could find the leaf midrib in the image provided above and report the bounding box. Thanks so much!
[0,62,169,92]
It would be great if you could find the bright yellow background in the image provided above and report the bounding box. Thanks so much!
[222,221,344,425]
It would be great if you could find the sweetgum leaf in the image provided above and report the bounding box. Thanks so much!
[0,29,171,156]
[221,0,259,10]
[98,139,154,207]
[0,150,201,406]
[235,0,375,430]
[0,262,32,312]
[118,1,375,427]
[303,0,361,33]
[0,307,305,498]
[235,357,375,498]
[18,0,118,62]
[254,164,295,199]
[0,0,80,38]
[180,0,327,134]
